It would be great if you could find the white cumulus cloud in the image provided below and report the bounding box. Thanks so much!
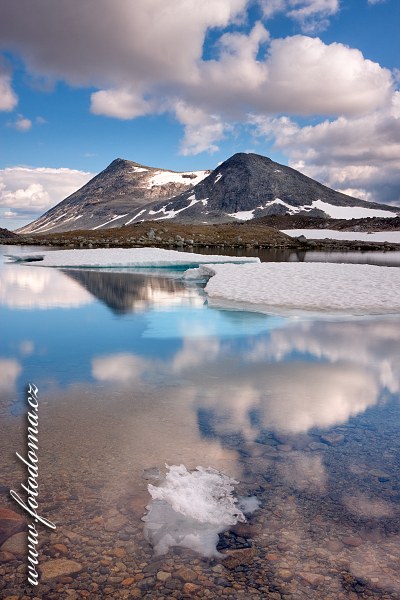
[0,1,395,158]
[174,102,228,155]
[0,1,398,203]
[251,90,400,204]
[0,166,93,226]
[11,114,32,132]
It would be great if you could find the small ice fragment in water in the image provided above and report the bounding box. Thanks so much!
[237,496,261,514]
[142,464,259,557]
[181,266,210,281]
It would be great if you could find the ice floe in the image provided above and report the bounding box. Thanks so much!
[200,262,400,315]
[143,465,258,557]
[11,248,260,269]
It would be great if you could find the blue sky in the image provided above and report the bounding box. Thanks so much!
[0,0,399,229]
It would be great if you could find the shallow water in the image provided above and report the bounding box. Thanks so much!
[0,245,399,599]
[191,245,400,267]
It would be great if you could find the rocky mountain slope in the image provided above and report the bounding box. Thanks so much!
[136,153,398,223]
[17,159,209,234]
[0,227,19,239]
[17,153,398,234]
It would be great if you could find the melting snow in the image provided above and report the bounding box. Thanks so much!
[19,248,260,269]
[147,170,208,188]
[283,229,400,244]
[143,465,258,557]
[125,209,146,225]
[310,199,397,219]
[257,198,293,211]
[53,213,67,222]
[214,173,222,183]
[132,166,148,172]
[149,195,200,220]
[92,214,129,230]
[228,210,255,221]
[200,262,400,315]
[230,198,397,221]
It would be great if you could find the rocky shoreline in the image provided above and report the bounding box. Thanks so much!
[2,221,400,253]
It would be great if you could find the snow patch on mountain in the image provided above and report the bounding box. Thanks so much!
[228,210,255,220]
[310,200,397,219]
[147,170,208,188]
[93,214,129,230]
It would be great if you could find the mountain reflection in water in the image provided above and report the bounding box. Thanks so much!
[63,268,205,313]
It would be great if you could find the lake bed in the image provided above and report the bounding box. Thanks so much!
[0,245,399,599]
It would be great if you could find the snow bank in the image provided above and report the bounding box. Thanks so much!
[14,247,260,269]
[201,262,400,315]
[148,195,200,220]
[283,229,400,244]
[310,200,397,220]
[143,465,258,557]
[229,199,397,222]
[228,210,255,221]
[147,170,208,187]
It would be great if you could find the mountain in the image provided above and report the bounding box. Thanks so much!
[0,227,19,239]
[17,158,210,234]
[134,153,398,224]
[17,153,398,234]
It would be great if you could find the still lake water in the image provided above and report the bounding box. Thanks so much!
[1,245,399,599]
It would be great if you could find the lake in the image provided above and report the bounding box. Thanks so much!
[0,244,399,599]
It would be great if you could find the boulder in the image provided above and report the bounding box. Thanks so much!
[40,559,83,581]
[0,507,26,545]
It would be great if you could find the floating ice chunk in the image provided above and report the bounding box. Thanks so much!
[202,262,400,315]
[143,499,223,557]
[143,465,257,557]
[237,496,261,514]
[147,465,244,525]
[181,266,210,281]
[18,248,259,269]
